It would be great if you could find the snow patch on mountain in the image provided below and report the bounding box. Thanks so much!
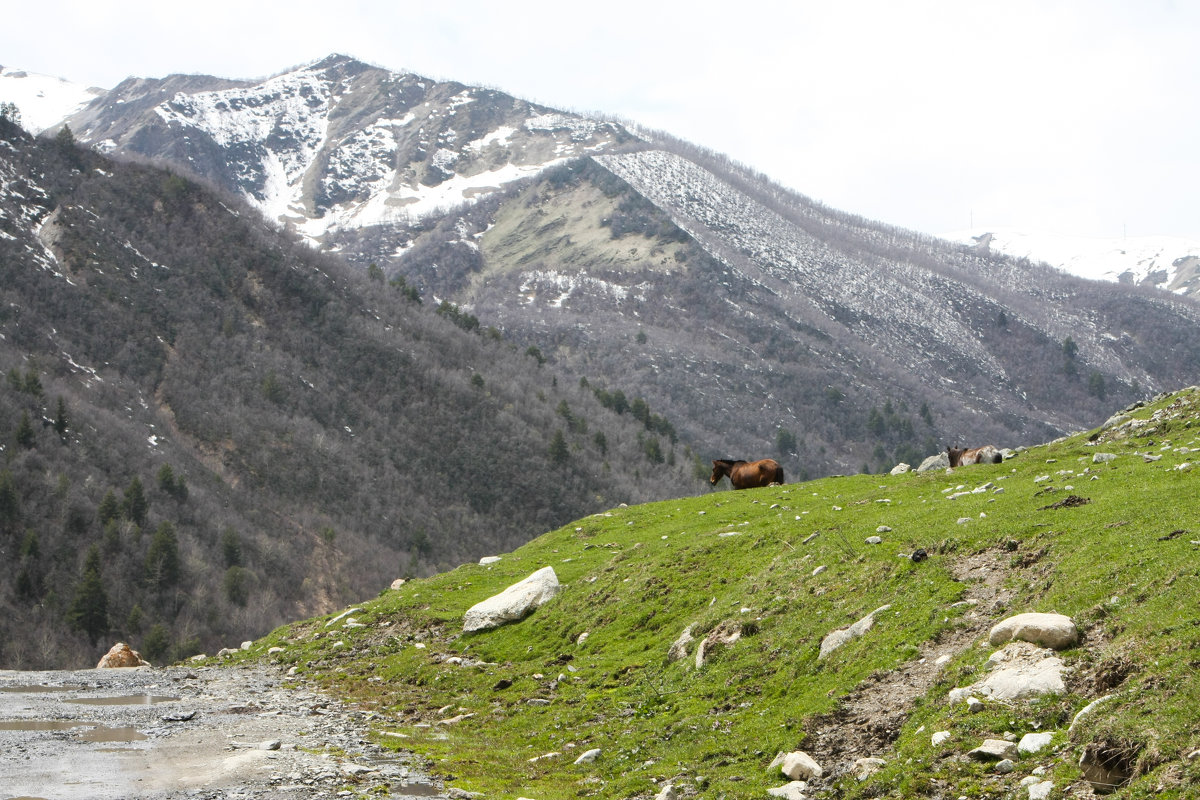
[0,67,103,134]
[944,228,1200,296]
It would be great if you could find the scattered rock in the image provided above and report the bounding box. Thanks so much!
[479,556,502,566]
[258,739,282,751]
[654,784,678,800]
[667,624,695,663]
[778,750,823,781]
[1068,694,1116,734]
[96,642,151,669]
[818,605,891,659]
[463,566,560,633]
[1027,780,1054,800]
[967,696,985,713]
[1019,731,1055,755]
[952,642,1066,701]
[968,739,1019,761]
[389,577,406,590]
[993,758,1017,773]
[889,463,910,475]
[917,452,950,472]
[767,780,810,799]
[324,608,363,628]
[931,730,951,746]
[696,620,744,668]
[574,748,601,764]
[989,612,1079,650]
[1093,452,1118,463]
[865,535,883,544]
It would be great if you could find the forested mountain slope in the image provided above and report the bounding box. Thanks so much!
[0,117,696,668]
[56,55,1200,479]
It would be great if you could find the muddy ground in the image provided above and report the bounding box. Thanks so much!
[0,662,448,800]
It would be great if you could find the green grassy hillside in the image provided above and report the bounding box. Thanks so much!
[240,387,1200,799]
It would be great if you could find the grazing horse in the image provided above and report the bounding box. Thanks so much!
[710,458,785,489]
[946,445,1003,468]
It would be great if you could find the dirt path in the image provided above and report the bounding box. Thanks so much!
[802,548,1014,778]
[0,662,447,800]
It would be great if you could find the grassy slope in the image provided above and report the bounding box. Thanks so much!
[237,388,1200,800]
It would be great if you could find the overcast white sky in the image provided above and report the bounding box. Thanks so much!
[3,0,1197,240]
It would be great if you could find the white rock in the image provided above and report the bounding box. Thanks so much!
[967,696,985,713]
[1028,781,1054,800]
[576,631,589,645]
[993,759,1016,773]
[389,578,406,590]
[767,781,810,800]
[463,567,560,632]
[779,751,823,781]
[325,607,364,627]
[818,605,891,659]
[667,624,695,662]
[889,463,910,475]
[932,730,952,746]
[1093,452,1118,463]
[479,556,502,565]
[240,640,253,650]
[1068,694,1115,734]
[811,565,827,576]
[865,535,883,544]
[1018,731,1055,755]
[654,784,678,800]
[989,612,1079,650]
[574,748,601,764]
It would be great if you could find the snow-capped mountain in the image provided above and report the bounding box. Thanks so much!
[945,228,1200,299]
[7,54,1200,476]
[0,66,103,134]
[56,54,633,247]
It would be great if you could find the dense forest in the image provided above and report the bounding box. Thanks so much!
[0,117,699,668]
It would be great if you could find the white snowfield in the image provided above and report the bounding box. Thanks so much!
[944,228,1200,296]
[0,66,103,134]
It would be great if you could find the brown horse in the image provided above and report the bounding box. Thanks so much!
[947,445,1003,468]
[710,458,785,489]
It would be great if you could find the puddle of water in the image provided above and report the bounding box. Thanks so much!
[64,695,178,706]
[78,725,147,743]
[0,720,96,731]
[0,684,83,693]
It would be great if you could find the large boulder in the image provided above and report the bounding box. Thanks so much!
[949,641,1067,702]
[463,567,561,633]
[96,642,150,668]
[989,612,1079,650]
[917,452,950,472]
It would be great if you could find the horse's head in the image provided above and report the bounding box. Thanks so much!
[710,460,730,485]
[946,446,965,468]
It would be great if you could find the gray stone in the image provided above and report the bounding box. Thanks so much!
[463,567,560,632]
[889,463,910,475]
[779,750,823,781]
[931,730,951,746]
[767,781,809,800]
[917,452,950,472]
[667,624,695,662]
[818,605,891,659]
[1027,781,1054,800]
[989,612,1079,650]
[654,784,678,800]
[968,739,1019,761]
[1093,452,1118,463]
[865,535,883,544]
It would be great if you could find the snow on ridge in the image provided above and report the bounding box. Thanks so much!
[0,67,103,134]
[943,228,1200,290]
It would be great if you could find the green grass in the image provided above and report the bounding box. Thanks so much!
[233,388,1200,799]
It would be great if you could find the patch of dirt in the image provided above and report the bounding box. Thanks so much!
[801,548,1015,780]
[1040,495,1092,510]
